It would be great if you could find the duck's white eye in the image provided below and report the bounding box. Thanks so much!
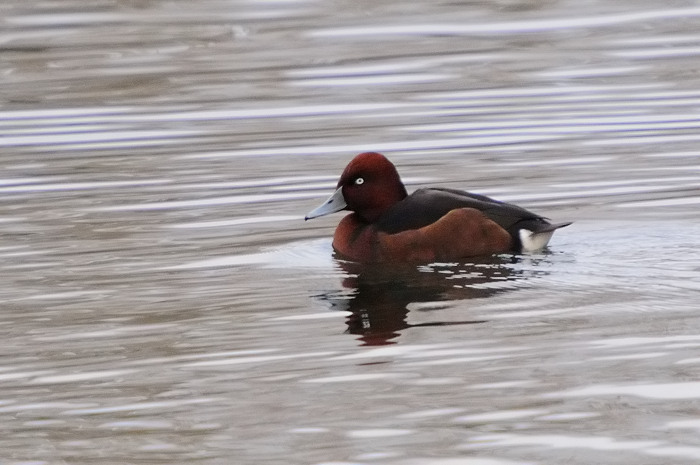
[354,177,364,185]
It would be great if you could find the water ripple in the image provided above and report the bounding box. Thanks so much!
[311,7,700,37]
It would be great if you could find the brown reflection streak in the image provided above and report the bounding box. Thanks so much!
[317,255,527,346]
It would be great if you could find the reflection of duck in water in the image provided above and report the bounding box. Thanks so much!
[320,256,532,346]
[306,152,570,263]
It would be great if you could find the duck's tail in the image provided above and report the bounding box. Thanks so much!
[538,221,573,233]
[519,221,572,252]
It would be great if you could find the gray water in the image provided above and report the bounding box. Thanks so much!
[2,1,700,464]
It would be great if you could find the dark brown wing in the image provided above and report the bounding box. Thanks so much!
[374,187,557,248]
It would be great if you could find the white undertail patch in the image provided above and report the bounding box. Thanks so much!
[519,229,555,253]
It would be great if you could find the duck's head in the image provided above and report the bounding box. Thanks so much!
[305,152,408,223]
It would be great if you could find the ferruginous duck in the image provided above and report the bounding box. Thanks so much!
[306,152,571,263]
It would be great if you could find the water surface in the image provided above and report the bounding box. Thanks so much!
[2,1,700,464]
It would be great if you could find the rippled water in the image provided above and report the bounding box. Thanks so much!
[2,0,700,464]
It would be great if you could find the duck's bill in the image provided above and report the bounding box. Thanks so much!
[305,187,347,220]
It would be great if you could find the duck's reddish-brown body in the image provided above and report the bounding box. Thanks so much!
[305,152,569,263]
[333,209,512,263]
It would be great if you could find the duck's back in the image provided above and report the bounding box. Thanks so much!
[374,188,557,248]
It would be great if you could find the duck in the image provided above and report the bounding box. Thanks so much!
[305,152,571,263]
